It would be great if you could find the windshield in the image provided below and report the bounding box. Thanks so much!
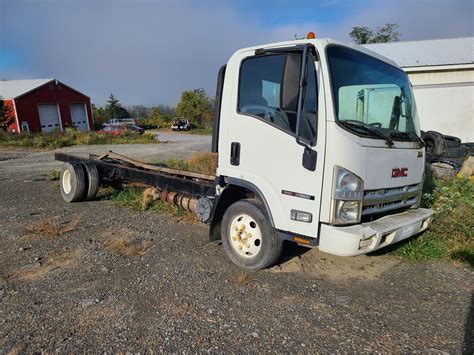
[327,45,420,142]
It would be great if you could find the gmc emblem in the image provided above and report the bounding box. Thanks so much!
[392,167,408,178]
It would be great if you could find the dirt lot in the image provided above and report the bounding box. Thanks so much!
[0,141,473,352]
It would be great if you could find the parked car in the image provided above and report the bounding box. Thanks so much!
[129,124,145,134]
[171,119,191,131]
[98,124,130,135]
[106,118,135,125]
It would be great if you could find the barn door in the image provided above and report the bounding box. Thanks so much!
[70,103,89,131]
[38,104,61,133]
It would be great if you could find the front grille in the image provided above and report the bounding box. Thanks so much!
[362,183,421,216]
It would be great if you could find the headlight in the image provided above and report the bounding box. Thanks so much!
[331,166,364,225]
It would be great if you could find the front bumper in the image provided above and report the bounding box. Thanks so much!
[318,208,433,256]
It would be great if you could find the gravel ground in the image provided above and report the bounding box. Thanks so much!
[0,143,473,352]
[0,132,211,178]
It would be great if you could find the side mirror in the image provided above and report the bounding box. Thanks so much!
[302,147,317,171]
[280,53,302,112]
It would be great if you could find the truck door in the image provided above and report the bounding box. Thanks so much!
[219,46,326,238]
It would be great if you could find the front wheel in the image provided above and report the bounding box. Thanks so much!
[221,199,283,270]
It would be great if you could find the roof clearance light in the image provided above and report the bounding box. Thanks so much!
[306,32,316,39]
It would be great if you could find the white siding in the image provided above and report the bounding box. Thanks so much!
[413,82,474,142]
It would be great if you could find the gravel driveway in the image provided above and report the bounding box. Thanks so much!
[0,132,211,178]
[0,135,472,352]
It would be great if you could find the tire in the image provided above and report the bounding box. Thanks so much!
[428,158,462,178]
[221,199,283,270]
[60,162,86,202]
[422,131,445,156]
[444,146,468,159]
[82,161,100,201]
[443,134,461,149]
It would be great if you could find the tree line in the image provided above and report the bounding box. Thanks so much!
[92,88,214,129]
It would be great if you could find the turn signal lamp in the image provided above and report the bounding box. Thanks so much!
[306,32,316,39]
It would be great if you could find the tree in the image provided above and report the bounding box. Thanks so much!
[0,97,14,131]
[349,23,400,44]
[175,89,213,127]
[125,105,150,120]
[104,93,130,119]
[92,104,107,124]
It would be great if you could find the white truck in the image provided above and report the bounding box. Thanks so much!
[56,36,433,269]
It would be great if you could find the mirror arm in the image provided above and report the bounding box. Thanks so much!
[295,45,310,149]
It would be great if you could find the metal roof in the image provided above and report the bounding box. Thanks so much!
[0,78,54,99]
[363,37,474,68]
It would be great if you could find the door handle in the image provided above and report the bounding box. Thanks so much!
[230,142,240,166]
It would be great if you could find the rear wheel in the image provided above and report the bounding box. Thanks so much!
[82,161,100,201]
[60,162,86,202]
[221,199,283,270]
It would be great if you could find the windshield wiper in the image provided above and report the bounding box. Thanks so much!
[340,121,394,147]
[389,131,425,147]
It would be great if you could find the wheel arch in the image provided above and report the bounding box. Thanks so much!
[208,177,275,241]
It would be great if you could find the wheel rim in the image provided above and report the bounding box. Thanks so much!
[229,214,262,258]
[62,170,72,194]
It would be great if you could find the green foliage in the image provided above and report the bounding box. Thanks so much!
[104,93,130,119]
[151,152,217,176]
[175,88,214,127]
[393,175,474,267]
[0,131,156,149]
[350,23,400,44]
[187,126,213,135]
[0,97,14,131]
[106,187,188,216]
[48,169,61,181]
[134,106,175,129]
[92,104,108,125]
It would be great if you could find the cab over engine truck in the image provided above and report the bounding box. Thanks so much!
[56,37,433,269]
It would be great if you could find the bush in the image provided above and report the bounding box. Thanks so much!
[0,131,157,149]
[159,152,217,176]
[393,173,474,267]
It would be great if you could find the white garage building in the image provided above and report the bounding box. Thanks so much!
[364,37,474,142]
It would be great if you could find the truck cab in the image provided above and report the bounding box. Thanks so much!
[209,37,432,268]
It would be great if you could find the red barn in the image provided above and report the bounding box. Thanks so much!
[0,78,93,133]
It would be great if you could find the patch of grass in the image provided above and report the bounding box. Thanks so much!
[0,130,157,149]
[392,172,474,267]
[105,186,192,218]
[26,215,82,237]
[188,127,213,135]
[232,273,253,285]
[157,151,217,176]
[105,236,151,257]
[48,169,61,181]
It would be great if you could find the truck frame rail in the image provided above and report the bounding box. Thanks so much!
[54,152,214,197]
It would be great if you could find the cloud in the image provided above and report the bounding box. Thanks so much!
[1,0,472,106]
[1,0,277,105]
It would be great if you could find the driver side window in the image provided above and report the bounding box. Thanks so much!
[238,54,293,134]
[238,53,318,144]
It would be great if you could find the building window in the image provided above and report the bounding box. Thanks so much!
[21,122,29,132]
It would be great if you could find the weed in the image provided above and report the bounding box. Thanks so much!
[232,273,252,285]
[153,151,217,176]
[188,127,213,135]
[392,176,474,267]
[105,237,151,257]
[26,215,82,237]
[48,169,61,181]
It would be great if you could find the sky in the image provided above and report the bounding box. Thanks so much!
[1,0,473,106]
